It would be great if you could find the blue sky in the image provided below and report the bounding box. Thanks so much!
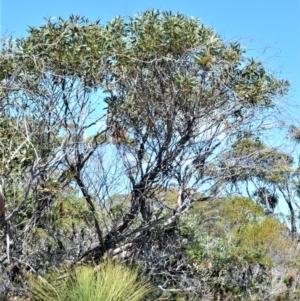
[1,0,299,101]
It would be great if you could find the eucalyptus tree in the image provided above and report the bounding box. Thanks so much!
[219,138,299,239]
[0,11,289,263]
[0,16,108,261]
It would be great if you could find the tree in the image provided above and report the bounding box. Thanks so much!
[218,137,300,240]
[0,11,290,294]
[93,11,288,256]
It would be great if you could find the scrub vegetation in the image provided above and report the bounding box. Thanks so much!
[0,10,299,300]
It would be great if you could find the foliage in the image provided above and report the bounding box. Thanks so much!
[219,137,300,238]
[217,197,290,253]
[0,8,290,249]
[29,259,152,301]
[174,196,294,299]
[0,9,298,301]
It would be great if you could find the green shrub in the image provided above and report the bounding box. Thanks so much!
[29,259,152,301]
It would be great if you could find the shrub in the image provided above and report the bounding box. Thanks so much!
[29,259,152,301]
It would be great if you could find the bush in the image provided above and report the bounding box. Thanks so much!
[29,259,152,301]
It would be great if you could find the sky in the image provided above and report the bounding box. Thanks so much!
[1,0,299,102]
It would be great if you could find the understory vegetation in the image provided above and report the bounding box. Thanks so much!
[1,10,300,300]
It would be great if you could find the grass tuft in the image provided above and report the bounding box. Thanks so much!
[29,259,152,301]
